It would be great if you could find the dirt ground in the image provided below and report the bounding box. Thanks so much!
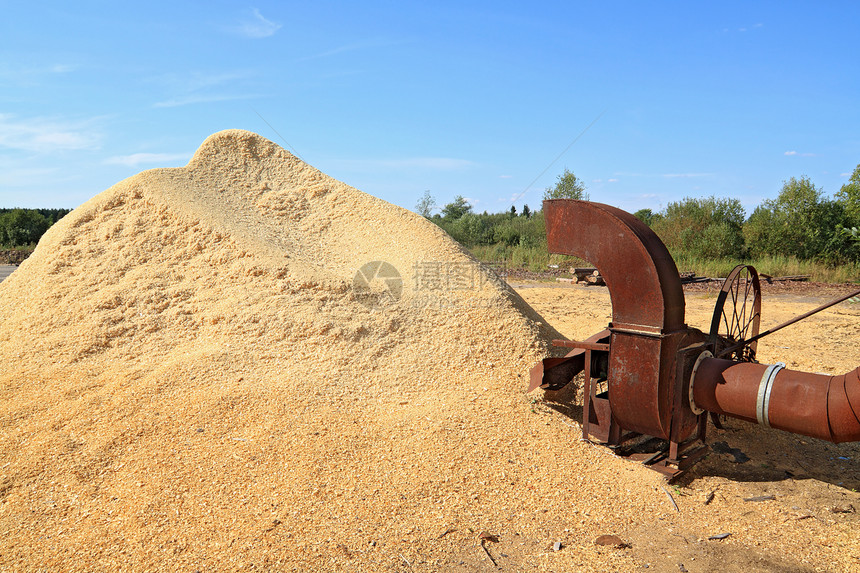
[513,280,860,572]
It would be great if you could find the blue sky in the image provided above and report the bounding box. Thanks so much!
[2,2,859,217]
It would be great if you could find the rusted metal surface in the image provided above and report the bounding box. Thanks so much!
[530,199,860,478]
[542,200,697,439]
[527,329,610,392]
[709,265,761,362]
[543,200,685,332]
[718,286,860,359]
[692,358,860,443]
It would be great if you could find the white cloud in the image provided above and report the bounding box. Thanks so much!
[784,150,816,157]
[335,157,475,171]
[661,173,713,178]
[233,8,281,39]
[0,62,78,86]
[608,178,619,183]
[841,172,851,177]
[153,93,259,108]
[784,150,798,156]
[0,165,59,186]
[104,152,191,167]
[300,43,366,61]
[297,38,406,62]
[0,114,101,152]
[464,197,479,206]
[730,23,763,33]
[149,71,260,108]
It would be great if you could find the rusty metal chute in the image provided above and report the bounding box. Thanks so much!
[531,199,860,478]
[540,199,704,444]
[543,200,685,332]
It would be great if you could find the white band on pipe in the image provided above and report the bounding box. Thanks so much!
[756,362,785,428]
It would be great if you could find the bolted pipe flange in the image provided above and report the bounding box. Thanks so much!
[688,350,713,415]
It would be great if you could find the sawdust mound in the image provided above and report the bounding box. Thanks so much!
[0,130,667,571]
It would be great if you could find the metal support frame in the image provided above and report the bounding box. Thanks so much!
[645,344,710,478]
[579,341,617,444]
[552,338,615,442]
[556,338,711,480]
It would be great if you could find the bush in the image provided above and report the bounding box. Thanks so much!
[651,196,746,259]
[0,209,51,247]
[743,176,854,262]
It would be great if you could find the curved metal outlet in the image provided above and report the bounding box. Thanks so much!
[543,200,686,333]
[542,200,696,439]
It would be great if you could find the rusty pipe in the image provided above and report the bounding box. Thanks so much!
[692,357,860,443]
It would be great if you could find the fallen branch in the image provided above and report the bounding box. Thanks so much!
[758,274,811,283]
[480,541,499,567]
[660,485,680,512]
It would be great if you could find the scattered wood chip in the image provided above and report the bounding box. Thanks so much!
[708,533,731,541]
[437,527,456,539]
[829,503,855,514]
[744,495,776,502]
[478,531,499,543]
[552,541,562,551]
[338,544,354,559]
[594,535,630,548]
[704,490,716,505]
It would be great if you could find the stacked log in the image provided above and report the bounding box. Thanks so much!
[584,270,606,285]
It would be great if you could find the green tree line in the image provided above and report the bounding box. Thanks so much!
[0,208,71,247]
[421,166,860,275]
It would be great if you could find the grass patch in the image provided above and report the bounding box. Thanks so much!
[671,253,860,284]
[470,243,588,272]
[471,244,860,284]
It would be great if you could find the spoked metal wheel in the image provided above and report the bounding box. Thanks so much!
[709,264,762,362]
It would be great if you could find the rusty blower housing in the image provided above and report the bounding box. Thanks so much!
[529,200,860,477]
